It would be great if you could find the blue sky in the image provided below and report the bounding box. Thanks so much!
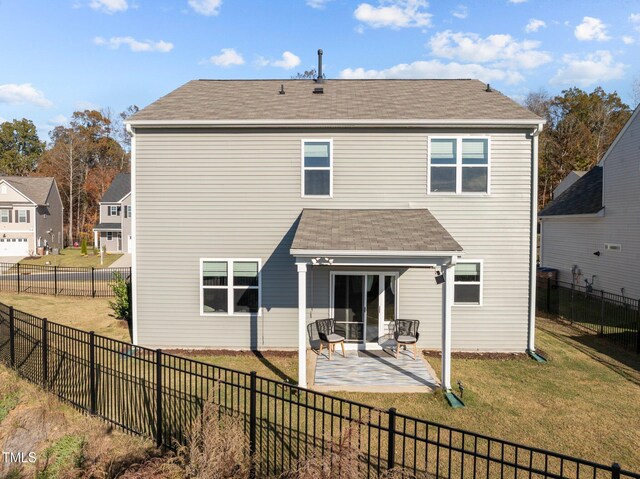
[1,0,639,138]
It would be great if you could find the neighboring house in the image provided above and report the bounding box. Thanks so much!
[126,72,545,389]
[0,176,64,256]
[552,171,585,199]
[540,106,640,299]
[93,173,132,253]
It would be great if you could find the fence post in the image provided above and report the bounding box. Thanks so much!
[546,277,551,313]
[91,267,95,298]
[611,463,621,479]
[16,262,20,293]
[249,371,257,479]
[9,306,15,368]
[387,407,397,470]
[636,299,640,354]
[156,349,163,448]
[570,283,575,323]
[599,290,605,336]
[42,318,48,388]
[89,331,97,414]
[54,266,58,296]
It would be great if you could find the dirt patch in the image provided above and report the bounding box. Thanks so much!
[165,349,297,358]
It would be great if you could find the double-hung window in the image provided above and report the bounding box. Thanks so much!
[302,140,332,197]
[0,210,9,223]
[201,259,261,315]
[454,261,483,305]
[429,138,490,194]
[108,205,121,216]
[18,210,27,223]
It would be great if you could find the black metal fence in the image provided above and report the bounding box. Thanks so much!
[0,263,131,297]
[537,278,640,353]
[0,303,638,478]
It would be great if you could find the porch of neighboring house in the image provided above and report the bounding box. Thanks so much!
[290,208,464,392]
[93,224,123,252]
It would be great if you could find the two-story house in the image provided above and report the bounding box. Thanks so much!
[93,173,131,253]
[0,176,64,256]
[126,72,544,390]
[540,106,640,298]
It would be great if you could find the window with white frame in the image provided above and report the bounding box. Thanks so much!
[126,205,132,218]
[109,205,120,216]
[454,262,482,305]
[106,232,113,241]
[201,260,260,315]
[429,138,489,194]
[0,210,9,223]
[17,210,27,223]
[302,140,332,197]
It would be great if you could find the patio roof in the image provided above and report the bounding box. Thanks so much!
[290,209,462,257]
[93,222,122,231]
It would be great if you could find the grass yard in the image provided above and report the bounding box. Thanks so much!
[2,293,639,471]
[19,247,123,268]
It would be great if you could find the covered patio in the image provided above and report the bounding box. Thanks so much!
[290,208,464,392]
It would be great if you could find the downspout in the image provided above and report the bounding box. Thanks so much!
[528,124,543,353]
[126,124,138,345]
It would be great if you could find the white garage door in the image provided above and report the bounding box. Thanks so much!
[0,238,29,256]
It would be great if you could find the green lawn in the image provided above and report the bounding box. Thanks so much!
[1,293,638,471]
[19,247,123,268]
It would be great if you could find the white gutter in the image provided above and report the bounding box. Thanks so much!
[126,119,546,129]
[290,249,464,258]
[528,125,543,353]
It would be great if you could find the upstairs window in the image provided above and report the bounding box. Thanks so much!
[0,210,9,223]
[108,205,121,216]
[429,138,490,194]
[17,210,28,223]
[201,259,261,315]
[302,140,332,197]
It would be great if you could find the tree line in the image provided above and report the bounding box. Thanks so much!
[0,106,137,245]
[0,85,635,246]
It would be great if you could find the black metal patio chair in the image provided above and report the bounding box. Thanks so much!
[393,319,420,360]
[315,318,345,360]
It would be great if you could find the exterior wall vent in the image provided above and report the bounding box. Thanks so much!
[604,243,622,252]
[313,87,324,94]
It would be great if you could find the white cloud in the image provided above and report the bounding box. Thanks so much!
[339,59,524,84]
[354,0,432,29]
[428,30,552,69]
[630,13,640,31]
[622,35,635,45]
[451,5,468,19]
[508,0,527,3]
[0,83,53,108]
[551,50,626,86]
[89,0,128,13]
[207,48,244,67]
[75,100,101,111]
[306,0,331,8]
[256,51,301,70]
[94,36,174,53]
[0,117,7,124]
[574,16,610,41]
[525,19,546,33]
[188,0,222,16]
[48,114,68,126]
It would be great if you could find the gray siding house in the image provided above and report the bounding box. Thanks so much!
[126,78,545,389]
[0,176,64,256]
[93,173,132,253]
[540,106,640,299]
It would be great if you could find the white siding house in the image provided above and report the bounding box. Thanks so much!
[540,106,640,299]
[126,77,545,390]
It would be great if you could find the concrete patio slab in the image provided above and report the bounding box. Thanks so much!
[311,348,439,393]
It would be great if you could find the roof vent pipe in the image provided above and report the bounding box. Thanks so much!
[486,83,492,92]
[316,49,324,84]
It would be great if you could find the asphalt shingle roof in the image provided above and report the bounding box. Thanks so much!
[540,167,603,216]
[129,79,542,123]
[1,176,54,205]
[94,223,122,230]
[101,173,131,203]
[291,209,462,253]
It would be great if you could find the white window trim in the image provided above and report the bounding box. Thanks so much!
[106,232,113,241]
[427,136,491,196]
[17,210,28,223]
[200,258,262,317]
[453,259,483,307]
[126,205,132,217]
[0,210,9,223]
[109,205,119,216]
[301,139,333,198]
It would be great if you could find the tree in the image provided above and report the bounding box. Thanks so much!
[0,118,45,175]
[291,68,322,80]
[525,87,631,208]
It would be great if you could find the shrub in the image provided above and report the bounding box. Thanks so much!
[180,398,251,479]
[109,272,131,321]
[80,238,88,256]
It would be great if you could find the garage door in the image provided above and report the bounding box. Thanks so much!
[0,238,29,256]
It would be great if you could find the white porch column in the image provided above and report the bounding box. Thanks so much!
[93,230,98,248]
[441,263,454,390]
[297,262,308,388]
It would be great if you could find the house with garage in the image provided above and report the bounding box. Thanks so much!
[0,176,64,257]
[126,60,545,390]
[93,173,131,253]
[540,106,640,299]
